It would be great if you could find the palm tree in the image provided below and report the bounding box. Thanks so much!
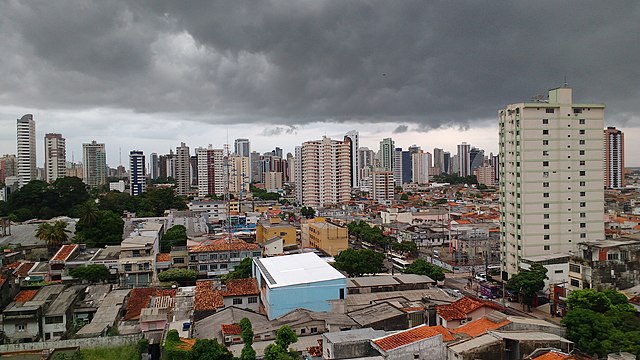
[35,221,71,256]
[35,222,54,243]
[76,200,99,227]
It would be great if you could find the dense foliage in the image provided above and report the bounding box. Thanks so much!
[562,289,640,357]
[334,248,385,277]
[97,187,187,217]
[165,329,234,360]
[74,209,124,248]
[240,317,256,360]
[161,225,188,252]
[264,325,299,360]
[250,185,280,201]
[0,177,89,221]
[391,241,418,256]
[403,259,445,281]
[35,220,71,247]
[432,173,478,185]
[347,221,392,248]
[505,263,547,311]
[69,265,111,283]
[300,206,315,219]
[223,257,253,282]
[157,268,197,283]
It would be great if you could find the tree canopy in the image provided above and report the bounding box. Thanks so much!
[223,257,253,282]
[264,325,299,360]
[391,241,418,256]
[562,289,640,357]
[432,173,478,185]
[347,221,391,248]
[250,185,280,201]
[157,268,197,283]
[161,225,188,252]
[35,220,71,247]
[74,210,124,248]
[300,206,315,219]
[505,263,547,311]
[239,317,256,360]
[69,265,111,283]
[334,248,385,277]
[403,259,445,281]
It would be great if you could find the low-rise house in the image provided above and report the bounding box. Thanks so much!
[256,218,297,247]
[253,252,347,320]
[75,289,130,338]
[189,238,261,277]
[220,278,260,312]
[263,236,284,257]
[347,274,435,295]
[1,284,65,342]
[371,324,450,360]
[170,246,189,269]
[187,200,227,223]
[119,221,163,287]
[156,253,171,273]
[322,328,387,360]
[435,296,502,328]
[73,284,112,326]
[446,331,573,360]
[90,245,120,275]
[193,280,224,321]
[304,218,348,256]
[347,302,409,331]
[49,244,80,281]
[42,285,86,340]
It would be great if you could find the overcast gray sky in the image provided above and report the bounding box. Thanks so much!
[1,1,638,166]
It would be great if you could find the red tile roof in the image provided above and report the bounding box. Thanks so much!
[51,244,78,262]
[451,316,511,337]
[221,323,242,335]
[222,278,258,297]
[428,326,455,342]
[156,253,171,262]
[373,325,446,351]
[15,289,38,302]
[176,338,197,351]
[0,275,5,287]
[189,238,259,253]
[3,261,21,271]
[532,351,574,360]
[437,296,503,321]
[194,280,224,311]
[123,288,176,321]
[14,262,35,277]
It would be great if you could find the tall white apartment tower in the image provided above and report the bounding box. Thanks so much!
[344,131,359,188]
[175,142,191,196]
[17,114,36,186]
[411,151,430,184]
[603,127,624,189]
[300,137,351,208]
[82,140,107,188]
[294,146,303,204]
[129,150,147,196]
[457,142,471,177]
[499,86,605,279]
[44,133,66,182]
[378,138,394,173]
[195,146,224,198]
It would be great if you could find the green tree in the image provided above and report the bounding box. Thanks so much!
[403,259,445,281]
[400,193,409,201]
[75,210,124,247]
[164,329,190,360]
[505,263,547,311]
[264,325,299,360]
[74,200,100,227]
[223,257,253,282]
[275,325,297,350]
[52,176,89,211]
[69,265,111,283]
[300,206,315,219]
[157,268,197,283]
[239,317,256,360]
[334,249,385,277]
[391,241,418,256]
[161,225,188,252]
[188,339,234,360]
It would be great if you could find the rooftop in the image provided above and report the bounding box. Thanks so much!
[437,296,502,321]
[45,285,85,316]
[253,252,345,288]
[323,328,387,344]
[451,313,511,337]
[189,238,259,253]
[222,278,258,297]
[51,244,78,262]
[347,302,406,326]
[373,324,447,352]
[194,280,224,311]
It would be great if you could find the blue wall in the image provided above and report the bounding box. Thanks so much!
[265,278,346,319]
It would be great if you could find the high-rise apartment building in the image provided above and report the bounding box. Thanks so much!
[196,146,224,198]
[378,138,394,173]
[603,127,624,189]
[250,151,261,184]
[443,152,451,174]
[175,142,191,196]
[149,153,159,180]
[372,170,394,204]
[433,148,444,176]
[82,141,107,188]
[234,139,250,157]
[411,151,430,184]
[228,154,250,195]
[0,154,17,184]
[17,114,36,186]
[294,146,303,204]
[393,147,403,186]
[129,150,146,196]
[44,133,66,182]
[457,142,471,177]
[344,131,359,188]
[499,86,604,279]
[300,136,351,208]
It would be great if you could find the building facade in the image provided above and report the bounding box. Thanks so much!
[175,142,191,196]
[457,142,470,177]
[300,136,351,208]
[372,170,394,205]
[82,140,107,188]
[17,114,36,186]
[604,126,624,189]
[129,150,147,196]
[44,133,66,182]
[411,151,430,184]
[378,138,394,173]
[499,86,605,279]
[344,131,359,188]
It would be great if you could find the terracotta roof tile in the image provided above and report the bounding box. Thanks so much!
[428,326,455,342]
[451,316,511,337]
[437,296,502,321]
[156,253,171,262]
[0,275,6,287]
[189,238,259,253]
[532,351,574,360]
[373,325,445,351]
[176,338,197,351]
[123,288,176,320]
[3,261,21,271]
[51,244,78,262]
[221,323,242,335]
[222,278,258,297]
[15,289,38,302]
[14,262,35,277]
[194,280,224,311]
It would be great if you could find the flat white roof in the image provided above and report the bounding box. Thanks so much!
[254,252,345,289]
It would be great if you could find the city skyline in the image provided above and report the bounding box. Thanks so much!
[1,2,639,166]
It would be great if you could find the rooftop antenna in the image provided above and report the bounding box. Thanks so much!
[119,147,122,166]
[563,75,568,88]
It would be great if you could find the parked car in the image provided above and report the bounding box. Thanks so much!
[475,273,487,282]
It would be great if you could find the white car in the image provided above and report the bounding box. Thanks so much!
[475,273,487,282]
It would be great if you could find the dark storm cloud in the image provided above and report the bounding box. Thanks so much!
[1,1,639,128]
[393,125,409,134]
[261,126,298,136]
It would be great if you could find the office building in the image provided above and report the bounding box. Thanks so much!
[603,127,624,189]
[44,133,66,182]
[196,146,224,198]
[82,141,107,188]
[443,152,451,174]
[300,136,351,208]
[129,150,146,196]
[457,142,471,177]
[16,114,36,186]
[411,151,430,184]
[469,147,485,174]
[250,151,261,184]
[149,153,159,180]
[499,86,605,279]
[371,169,394,204]
[234,138,250,157]
[401,150,412,184]
[175,142,191,196]
[378,138,394,172]
[344,131,359,188]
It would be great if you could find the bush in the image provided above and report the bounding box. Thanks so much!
[158,268,197,283]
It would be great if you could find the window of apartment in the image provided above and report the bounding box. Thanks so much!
[173,257,185,264]
[570,279,580,287]
[300,328,306,334]
[219,254,228,260]
[544,203,550,208]
[132,250,140,258]
[543,193,549,198]
[219,264,228,269]
[621,251,629,261]
[607,253,619,261]
[579,130,585,135]
[124,264,132,272]
[310,327,318,334]
[580,202,586,207]
[210,264,218,270]
[579,171,586,176]
[543,172,549,178]
[15,323,26,332]
[199,265,208,271]
[143,263,150,270]
[544,224,550,229]
[543,182,549,187]
[580,212,586,218]
[580,181,586,186]
[544,235,550,240]
[580,233,586,238]
[579,140,585,145]
[555,270,564,274]
[542,150,549,156]
[573,108,582,113]
[252,252,262,257]
[544,214,550,219]
[579,161,585,166]
[233,298,243,305]
[230,252,240,258]
[580,150,585,155]
[543,161,549,167]
[210,254,218,260]
[580,192,586,196]
[45,316,63,324]
[248,297,258,304]
[544,245,550,251]
[190,255,197,262]
[340,288,345,300]
[570,264,581,273]
[543,140,549,145]
[579,119,585,124]
[542,130,549,135]
[543,118,549,124]
[546,109,554,114]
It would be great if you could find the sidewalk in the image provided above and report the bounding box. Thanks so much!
[531,303,563,325]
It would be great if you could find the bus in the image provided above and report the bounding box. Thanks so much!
[391,256,412,271]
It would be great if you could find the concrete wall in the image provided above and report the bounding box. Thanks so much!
[0,334,142,353]
[385,334,446,360]
[266,278,347,320]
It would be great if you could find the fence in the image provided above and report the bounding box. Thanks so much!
[0,334,143,354]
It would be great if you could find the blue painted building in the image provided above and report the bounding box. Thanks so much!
[253,253,347,320]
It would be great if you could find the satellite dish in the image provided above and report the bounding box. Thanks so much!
[24,276,30,281]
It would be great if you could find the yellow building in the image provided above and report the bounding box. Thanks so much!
[308,220,348,256]
[256,217,297,246]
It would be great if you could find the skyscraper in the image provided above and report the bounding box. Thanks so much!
[469,147,485,174]
[433,148,444,176]
[457,142,470,177]
[294,146,302,204]
[82,140,107,188]
[371,169,394,204]
[228,154,250,195]
[378,138,394,173]
[393,147,403,186]
[196,146,224,197]
[17,114,36,186]
[234,138,251,157]
[44,133,66,182]
[0,154,17,184]
[149,153,159,180]
[300,136,351,208]
[604,127,624,189]
[129,150,147,196]
[401,150,412,184]
[499,86,604,279]
[250,151,261,184]
[411,151,430,184]
[344,131,359,188]
[175,142,191,196]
